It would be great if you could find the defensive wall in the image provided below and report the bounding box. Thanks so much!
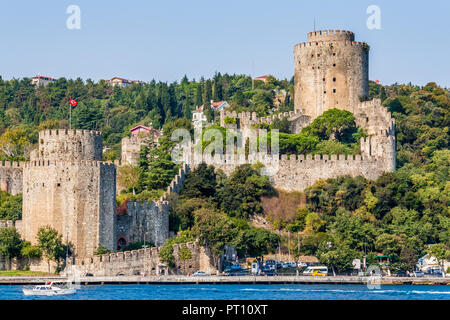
[75,241,217,277]
[0,161,24,195]
[116,164,189,249]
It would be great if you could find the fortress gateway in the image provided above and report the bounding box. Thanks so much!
[0,30,395,272]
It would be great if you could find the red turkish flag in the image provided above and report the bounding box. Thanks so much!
[70,99,78,107]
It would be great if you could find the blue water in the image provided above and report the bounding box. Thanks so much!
[0,284,449,300]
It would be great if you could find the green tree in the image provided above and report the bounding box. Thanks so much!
[94,244,111,255]
[117,165,141,195]
[36,226,66,274]
[0,192,22,221]
[20,241,42,267]
[0,227,23,259]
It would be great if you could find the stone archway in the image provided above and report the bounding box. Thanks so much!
[117,236,128,251]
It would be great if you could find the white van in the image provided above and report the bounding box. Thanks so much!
[302,266,328,276]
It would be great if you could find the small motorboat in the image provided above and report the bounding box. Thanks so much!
[22,281,76,296]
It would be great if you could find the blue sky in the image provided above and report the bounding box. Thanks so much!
[0,0,449,87]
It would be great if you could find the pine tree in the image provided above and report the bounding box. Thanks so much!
[195,85,203,107]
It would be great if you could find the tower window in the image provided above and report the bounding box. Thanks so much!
[333,64,336,67]
[333,77,336,82]
[57,183,61,187]
[323,78,325,81]
[324,91,327,94]
[311,54,314,58]
[317,54,320,57]
[333,89,336,93]
[333,53,336,56]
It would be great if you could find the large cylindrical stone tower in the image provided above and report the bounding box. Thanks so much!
[38,129,103,161]
[294,30,369,119]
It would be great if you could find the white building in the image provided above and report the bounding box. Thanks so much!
[107,77,144,87]
[417,254,449,274]
[31,75,56,86]
[192,105,208,131]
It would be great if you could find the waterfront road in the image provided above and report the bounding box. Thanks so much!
[0,275,449,285]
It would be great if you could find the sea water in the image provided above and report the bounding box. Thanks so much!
[0,284,449,300]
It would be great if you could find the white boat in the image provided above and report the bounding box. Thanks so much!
[22,282,76,296]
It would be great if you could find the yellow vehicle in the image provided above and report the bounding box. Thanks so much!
[303,266,328,276]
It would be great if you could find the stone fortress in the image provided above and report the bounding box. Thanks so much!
[0,129,178,263]
[201,30,396,191]
[0,29,396,274]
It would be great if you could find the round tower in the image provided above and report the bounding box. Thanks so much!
[294,30,369,119]
[38,129,103,161]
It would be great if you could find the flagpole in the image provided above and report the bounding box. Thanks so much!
[69,100,72,130]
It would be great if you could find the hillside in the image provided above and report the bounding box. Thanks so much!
[0,75,448,273]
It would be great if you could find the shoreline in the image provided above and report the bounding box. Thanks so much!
[0,275,448,286]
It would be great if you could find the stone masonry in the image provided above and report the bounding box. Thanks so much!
[191,30,395,191]
[116,164,189,248]
[0,161,23,195]
[76,241,217,276]
[20,129,117,259]
[294,30,369,119]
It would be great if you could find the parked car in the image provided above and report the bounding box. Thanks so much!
[275,263,282,269]
[192,271,209,277]
[225,269,249,276]
[231,264,242,271]
[414,271,424,277]
[265,259,276,265]
[288,262,297,268]
[394,271,410,277]
[263,263,276,271]
[297,262,307,268]
[260,267,277,276]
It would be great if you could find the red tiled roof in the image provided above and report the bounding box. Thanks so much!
[32,75,56,80]
[211,101,226,107]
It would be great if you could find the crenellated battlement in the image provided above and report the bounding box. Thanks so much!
[307,29,355,42]
[159,163,189,202]
[0,220,14,229]
[0,161,25,168]
[39,129,101,138]
[24,159,116,169]
[220,109,308,130]
[75,241,209,276]
[295,40,368,50]
[126,199,168,213]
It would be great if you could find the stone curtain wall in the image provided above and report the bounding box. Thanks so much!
[116,164,189,248]
[194,99,396,191]
[0,161,24,195]
[220,109,311,134]
[77,241,217,276]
